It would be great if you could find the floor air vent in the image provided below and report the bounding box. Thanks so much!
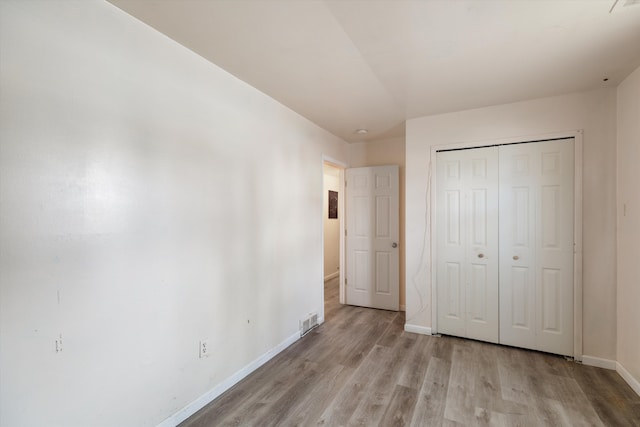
[300,312,318,337]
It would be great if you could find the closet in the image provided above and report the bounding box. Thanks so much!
[436,138,575,356]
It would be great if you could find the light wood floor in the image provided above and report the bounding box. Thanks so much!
[181,278,640,426]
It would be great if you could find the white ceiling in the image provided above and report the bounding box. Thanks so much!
[109,0,640,142]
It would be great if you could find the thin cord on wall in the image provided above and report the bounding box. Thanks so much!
[407,160,432,324]
[609,0,619,13]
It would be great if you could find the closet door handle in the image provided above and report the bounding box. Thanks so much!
[513,255,519,260]
[477,253,484,258]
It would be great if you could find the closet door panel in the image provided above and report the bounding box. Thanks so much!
[465,149,499,343]
[499,147,537,350]
[535,140,574,355]
[499,139,574,355]
[437,148,499,343]
[437,154,466,337]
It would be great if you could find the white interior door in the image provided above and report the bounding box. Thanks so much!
[499,139,574,356]
[436,147,499,343]
[345,166,399,311]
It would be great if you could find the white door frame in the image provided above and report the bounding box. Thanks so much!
[430,130,583,360]
[322,156,348,324]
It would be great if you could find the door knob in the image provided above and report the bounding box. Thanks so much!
[478,253,484,258]
[513,255,519,260]
[392,242,398,248]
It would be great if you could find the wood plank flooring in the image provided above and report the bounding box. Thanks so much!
[180,278,640,426]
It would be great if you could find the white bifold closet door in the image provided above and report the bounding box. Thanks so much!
[436,146,500,344]
[436,138,574,356]
[499,140,574,356]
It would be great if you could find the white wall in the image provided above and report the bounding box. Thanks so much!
[0,2,348,426]
[616,65,640,387]
[406,89,618,360]
[323,164,340,280]
[349,137,406,308]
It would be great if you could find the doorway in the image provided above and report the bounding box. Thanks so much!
[322,160,346,322]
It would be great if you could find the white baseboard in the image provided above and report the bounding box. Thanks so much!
[617,361,640,397]
[581,355,617,370]
[581,357,640,397]
[157,331,301,427]
[404,323,432,335]
[324,271,339,282]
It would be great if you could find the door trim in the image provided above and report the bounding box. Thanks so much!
[429,130,584,360]
[322,156,348,323]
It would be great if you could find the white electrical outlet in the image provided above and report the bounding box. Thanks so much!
[199,340,210,358]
